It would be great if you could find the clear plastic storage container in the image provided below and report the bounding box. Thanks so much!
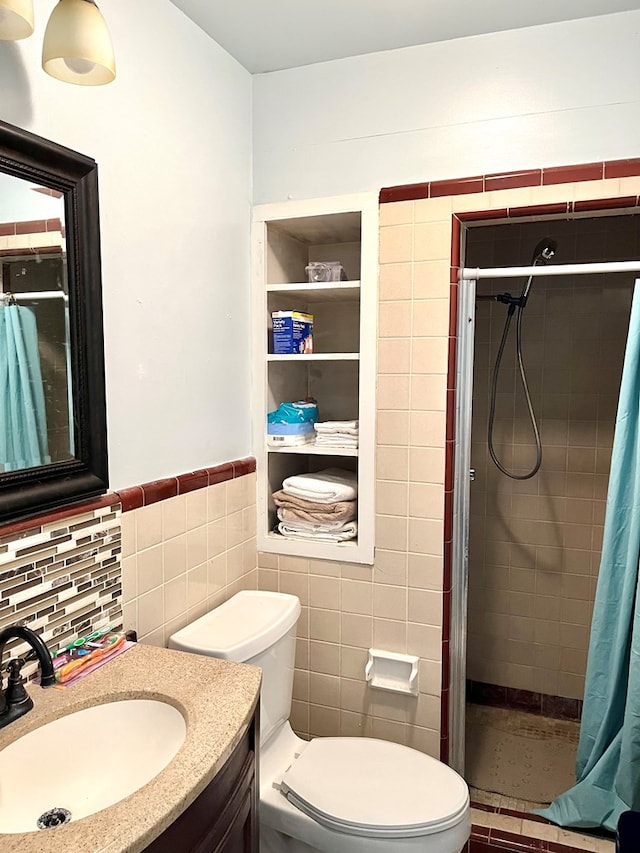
[305,261,346,283]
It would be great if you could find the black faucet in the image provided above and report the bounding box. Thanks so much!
[0,624,56,730]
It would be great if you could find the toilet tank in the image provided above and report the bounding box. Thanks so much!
[168,590,301,746]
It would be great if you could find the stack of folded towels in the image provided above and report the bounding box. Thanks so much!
[313,420,359,449]
[273,468,358,543]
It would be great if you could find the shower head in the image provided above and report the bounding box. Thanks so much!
[520,237,558,307]
[532,237,558,265]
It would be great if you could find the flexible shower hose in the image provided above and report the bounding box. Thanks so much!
[487,301,542,479]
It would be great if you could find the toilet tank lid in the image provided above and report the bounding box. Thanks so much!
[168,591,301,662]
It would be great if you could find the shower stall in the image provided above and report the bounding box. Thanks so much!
[0,253,72,470]
[452,214,640,811]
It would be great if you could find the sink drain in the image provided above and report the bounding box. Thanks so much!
[37,808,72,830]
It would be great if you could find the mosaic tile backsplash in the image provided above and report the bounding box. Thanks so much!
[0,500,122,674]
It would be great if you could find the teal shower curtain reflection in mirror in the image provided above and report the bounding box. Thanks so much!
[537,280,640,831]
[0,303,50,472]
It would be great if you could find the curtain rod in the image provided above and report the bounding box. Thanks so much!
[459,260,640,281]
[1,290,68,302]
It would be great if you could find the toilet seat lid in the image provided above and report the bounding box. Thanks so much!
[279,737,469,839]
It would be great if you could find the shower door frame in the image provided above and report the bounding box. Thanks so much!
[450,257,640,777]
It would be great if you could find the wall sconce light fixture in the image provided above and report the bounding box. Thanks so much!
[0,0,34,40]
[0,0,115,86]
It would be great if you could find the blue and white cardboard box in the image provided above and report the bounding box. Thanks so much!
[271,311,314,354]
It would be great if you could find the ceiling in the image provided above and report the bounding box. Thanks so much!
[169,0,640,74]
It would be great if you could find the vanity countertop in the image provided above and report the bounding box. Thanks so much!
[0,642,262,853]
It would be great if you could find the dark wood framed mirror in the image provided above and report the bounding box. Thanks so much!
[0,120,108,522]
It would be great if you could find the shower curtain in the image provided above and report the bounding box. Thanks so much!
[537,281,640,831]
[0,303,50,471]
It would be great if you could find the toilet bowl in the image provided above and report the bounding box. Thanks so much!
[169,590,470,853]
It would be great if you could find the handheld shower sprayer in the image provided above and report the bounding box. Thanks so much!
[486,236,559,480]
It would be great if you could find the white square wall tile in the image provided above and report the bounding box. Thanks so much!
[186,489,208,529]
[379,200,414,226]
[137,586,164,637]
[413,222,451,262]
[379,225,413,264]
[136,502,163,551]
[162,493,187,540]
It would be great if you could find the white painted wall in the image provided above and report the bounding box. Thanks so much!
[0,0,252,490]
[253,11,640,203]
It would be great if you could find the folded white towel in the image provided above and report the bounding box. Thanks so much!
[282,468,358,504]
[314,420,359,436]
[316,435,358,450]
[314,420,358,429]
[276,509,357,532]
[278,520,357,542]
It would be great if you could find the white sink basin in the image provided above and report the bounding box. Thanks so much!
[0,698,187,834]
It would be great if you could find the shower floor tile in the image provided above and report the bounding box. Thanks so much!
[466,705,614,852]
[466,703,579,803]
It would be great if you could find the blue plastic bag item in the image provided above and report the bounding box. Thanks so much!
[267,401,319,425]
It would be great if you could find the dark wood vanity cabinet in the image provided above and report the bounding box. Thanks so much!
[144,707,259,853]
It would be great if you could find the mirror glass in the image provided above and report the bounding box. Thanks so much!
[0,172,74,473]
[0,120,108,522]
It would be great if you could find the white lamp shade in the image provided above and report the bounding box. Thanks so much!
[42,0,115,86]
[0,0,34,40]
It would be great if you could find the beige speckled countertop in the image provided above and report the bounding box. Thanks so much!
[0,643,262,853]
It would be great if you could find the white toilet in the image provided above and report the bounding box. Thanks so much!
[169,590,470,853]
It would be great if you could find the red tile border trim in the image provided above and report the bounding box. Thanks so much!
[468,823,613,852]
[431,175,485,198]
[118,486,143,512]
[508,202,571,218]
[451,216,462,268]
[605,158,640,179]
[542,162,604,185]
[485,170,542,192]
[141,478,179,504]
[128,457,255,509]
[574,196,637,212]
[0,217,63,235]
[0,457,257,535]
[380,181,431,203]
[33,186,64,199]
[177,470,209,494]
[379,156,640,204]
[471,801,549,825]
[461,207,509,221]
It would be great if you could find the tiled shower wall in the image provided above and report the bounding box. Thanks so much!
[466,220,636,700]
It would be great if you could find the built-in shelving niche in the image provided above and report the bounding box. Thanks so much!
[251,195,378,564]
